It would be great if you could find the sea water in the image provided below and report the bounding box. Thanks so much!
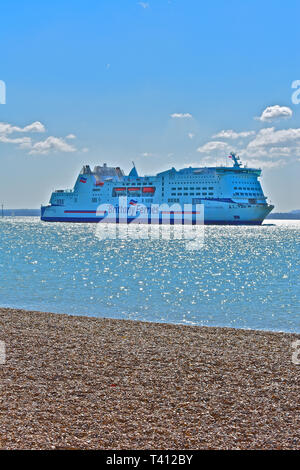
[0,217,299,332]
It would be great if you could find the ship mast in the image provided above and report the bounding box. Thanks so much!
[230,152,242,168]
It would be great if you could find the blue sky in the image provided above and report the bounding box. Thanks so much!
[1,0,300,210]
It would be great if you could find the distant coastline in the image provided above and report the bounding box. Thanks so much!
[2,208,300,220]
[267,211,300,220]
[1,209,40,217]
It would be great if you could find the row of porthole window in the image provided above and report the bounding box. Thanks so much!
[171,186,214,190]
[126,182,153,186]
[171,192,214,196]
[54,198,79,205]
[234,192,261,196]
[234,186,260,190]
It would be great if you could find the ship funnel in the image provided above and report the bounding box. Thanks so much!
[129,163,138,178]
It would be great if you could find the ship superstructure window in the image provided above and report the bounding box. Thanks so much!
[56,199,64,205]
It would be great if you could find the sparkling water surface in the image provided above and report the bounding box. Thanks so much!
[0,217,299,332]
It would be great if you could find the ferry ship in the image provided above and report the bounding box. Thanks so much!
[41,153,274,225]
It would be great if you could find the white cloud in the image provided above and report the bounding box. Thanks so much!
[22,121,46,133]
[141,152,155,157]
[195,120,300,169]
[0,135,32,145]
[213,129,255,139]
[196,128,300,161]
[243,159,287,169]
[197,141,230,153]
[247,127,300,149]
[0,120,77,154]
[188,132,195,139]
[0,131,76,154]
[185,155,231,167]
[138,2,149,8]
[28,136,76,155]
[0,121,45,135]
[170,113,192,119]
[255,105,293,122]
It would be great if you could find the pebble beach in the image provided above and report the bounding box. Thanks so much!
[0,307,299,450]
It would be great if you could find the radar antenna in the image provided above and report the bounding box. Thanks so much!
[230,152,242,168]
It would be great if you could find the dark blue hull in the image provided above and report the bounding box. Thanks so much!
[41,215,263,225]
